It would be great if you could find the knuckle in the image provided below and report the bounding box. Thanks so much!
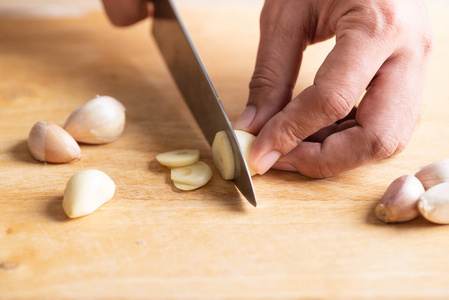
[318,88,354,123]
[370,131,400,160]
[249,65,280,91]
[278,112,309,150]
[421,30,435,58]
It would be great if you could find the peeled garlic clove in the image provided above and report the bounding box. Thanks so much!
[212,129,257,180]
[28,121,81,163]
[156,149,200,168]
[64,96,126,144]
[171,161,212,187]
[415,159,449,190]
[418,182,449,224]
[375,175,424,223]
[62,169,115,218]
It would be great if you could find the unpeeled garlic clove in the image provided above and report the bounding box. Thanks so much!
[415,159,449,190]
[418,182,449,224]
[375,175,425,223]
[64,96,126,144]
[28,121,81,163]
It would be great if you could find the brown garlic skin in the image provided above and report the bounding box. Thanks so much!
[375,175,425,223]
[418,182,449,224]
[28,121,81,163]
[415,159,449,190]
[64,96,126,145]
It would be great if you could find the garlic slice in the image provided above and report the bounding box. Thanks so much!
[64,96,126,144]
[171,161,212,187]
[156,149,200,168]
[212,131,235,180]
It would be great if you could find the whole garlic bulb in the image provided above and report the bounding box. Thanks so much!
[64,96,126,144]
[28,121,81,163]
[415,159,449,190]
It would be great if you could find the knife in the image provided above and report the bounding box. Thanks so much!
[151,0,257,207]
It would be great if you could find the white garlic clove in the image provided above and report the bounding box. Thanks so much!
[211,129,257,180]
[418,182,449,224]
[64,96,126,144]
[375,175,425,223]
[415,159,449,190]
[62,169,116,218]
[28,121,81,163]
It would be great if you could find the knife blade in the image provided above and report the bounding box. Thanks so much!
[151,0,257,207]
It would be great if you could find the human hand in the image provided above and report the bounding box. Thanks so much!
[101,0,153,26]
[234,0,433,178]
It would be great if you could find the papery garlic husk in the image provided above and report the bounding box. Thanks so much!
[418,182,449,224]
[375,175,425,223]
[28,121,81,163]
[415,159,449,190]
[64,96,126,144]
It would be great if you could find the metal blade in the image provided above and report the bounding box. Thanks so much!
[151,0,257,206]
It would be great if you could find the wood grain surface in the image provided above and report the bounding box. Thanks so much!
[1,1,449,299]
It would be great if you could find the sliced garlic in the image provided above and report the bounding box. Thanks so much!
[415,159,449,190]
[156,149,200,168]
[62,169,115,218]
[375,175,424,223]
[28,121,81,163]
[64,96,126,144]
[212,131,235,180]
[212,129,257,180]
[171,161,212,187]
[235,130,257,176]
[418,182,449,224]
[173,181,202,191]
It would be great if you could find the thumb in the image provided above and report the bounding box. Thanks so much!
[234,0,310,135]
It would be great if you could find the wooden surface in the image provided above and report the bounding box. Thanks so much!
[1,1,449,298]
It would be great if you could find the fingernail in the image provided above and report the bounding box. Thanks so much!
[234,106,256,130]
[273,162,297,172]
[257,151,282,175]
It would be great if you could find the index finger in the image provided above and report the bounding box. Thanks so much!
[101,0,152,26]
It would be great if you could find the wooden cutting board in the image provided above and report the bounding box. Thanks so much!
[1,1,449,298]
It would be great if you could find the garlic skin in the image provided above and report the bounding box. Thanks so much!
[418,182,449,224]
[64,96,126,144]
[62,169,115,218]
[415,159,449,190]
[28,121,81,163]
[375,175,425,223]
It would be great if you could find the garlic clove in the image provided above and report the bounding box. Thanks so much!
[64,96,126,144]
[418,182,449,224]
[62,169,115,218]
[375,175,424,223]
[415,159,449,190]
[28,121,81,163]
